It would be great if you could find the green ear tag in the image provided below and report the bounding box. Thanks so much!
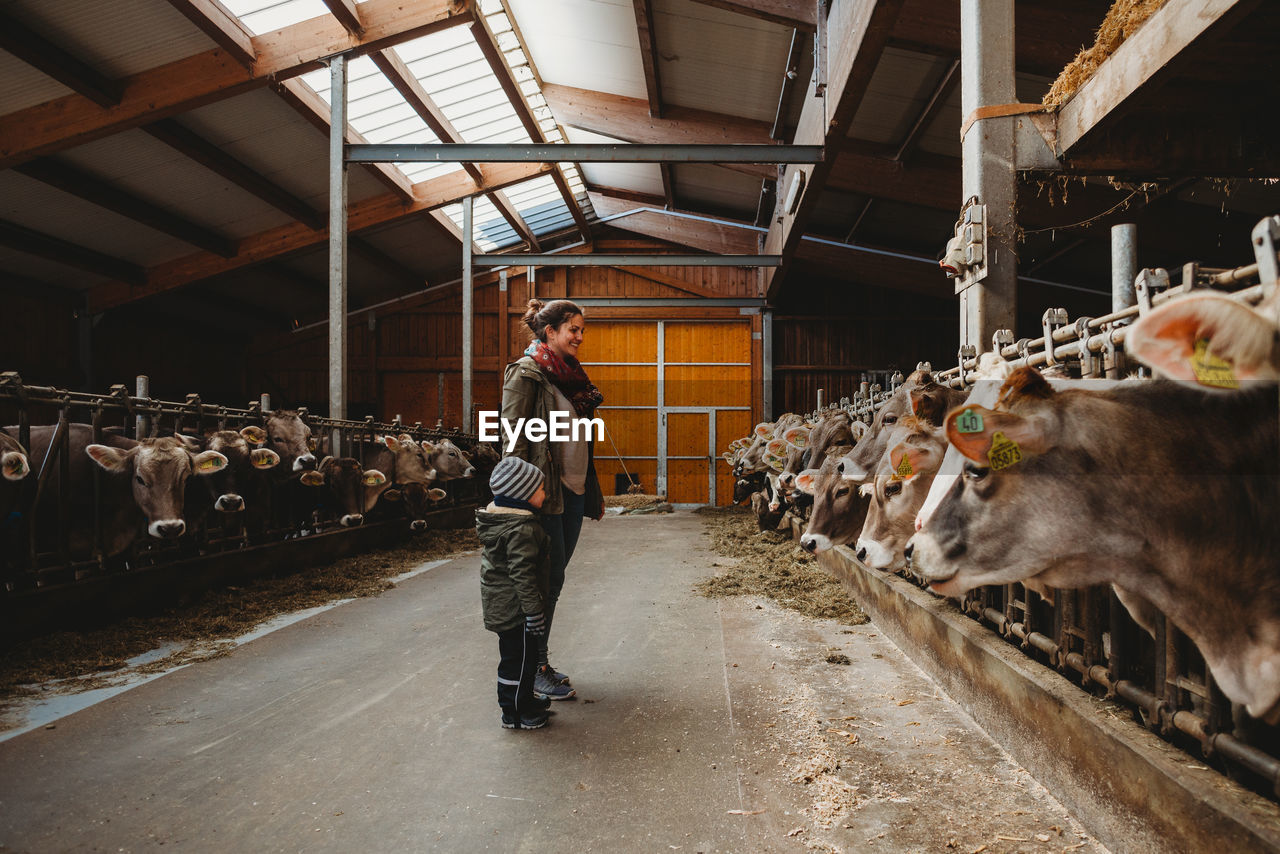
[895,454,913,478]
[1190,338,1239,389]
[955,408,984,434]
[987,431,1022,471]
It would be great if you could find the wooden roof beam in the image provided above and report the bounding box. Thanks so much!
[632,0,665,117]
[764,0,903,300]
[0,0,470,169]
[587,184,666,207]
[894,57,958,162]
[0,219,146,286]
[321,0,366,36]
[687,0,816,31]
[469,7,590,244]
[162,0,257,67]
[771,28,808,142]
[88,160,553,312]
[589,193,759,255]
[370,48,538,249]
[0,11,123,107]
[14,157,238,258]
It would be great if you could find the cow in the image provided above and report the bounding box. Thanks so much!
[735,414,802,477]
[265,410,318,473]
[795,455,870,555]
[395,480,449,532]
[187,427,280,515]
[837,370,966,482]
[853,418,947,571]
[732,470,766,505]
[1127,288,1280,386]
[350,434,438,515]
[424,438,475,481]
[19,424,227,559]
[300,456,387,527]
[750,478,786,531]
[905,366,1280,720]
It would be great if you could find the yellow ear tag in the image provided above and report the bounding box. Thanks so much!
[1190,338,1239,389]
[200,459,219,471]
[986,431,1022,471]
[894,454,913,478]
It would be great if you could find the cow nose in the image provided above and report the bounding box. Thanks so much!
[215,494,244,512]
[800,535,817,553]
[294,454,317,472]
[856,547,868,563]
[903,542,915,561]
[340,514,364,527]
[410,520,428,532]
[150,520,186,539]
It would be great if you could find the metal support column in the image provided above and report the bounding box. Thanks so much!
[762,309,773,420]
[328,53,349,457]
[959,0,1017,348]
[1111,223,1138,314]
[462,195,474,433]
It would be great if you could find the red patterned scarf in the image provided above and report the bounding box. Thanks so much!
[525,341,604,416]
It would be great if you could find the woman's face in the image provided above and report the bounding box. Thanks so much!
[544,313,585,360]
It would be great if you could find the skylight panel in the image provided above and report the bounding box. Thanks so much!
[220,0,331,35]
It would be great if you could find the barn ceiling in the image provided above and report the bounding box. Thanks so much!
[1,0,1277,339]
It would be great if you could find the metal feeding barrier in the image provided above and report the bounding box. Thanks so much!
[0,372,480,596]
[774,216,1280,799]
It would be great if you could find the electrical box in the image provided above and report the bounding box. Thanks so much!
[939,196,989,292]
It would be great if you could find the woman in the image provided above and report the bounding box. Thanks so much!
[500,298,605,701]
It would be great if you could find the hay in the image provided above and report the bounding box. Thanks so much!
[0,528,480,711]
[694,507,868,624]
[604,493,664,510]
[1043,0,1171,107]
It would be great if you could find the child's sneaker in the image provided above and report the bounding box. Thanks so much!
[544,662,572,686]
[534,665,576,700]
[501,708,551,730]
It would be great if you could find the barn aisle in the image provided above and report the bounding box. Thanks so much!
[0,512,1100,853]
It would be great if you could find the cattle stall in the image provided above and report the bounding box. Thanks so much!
[0,373,480,636]
[758,224,1280,820]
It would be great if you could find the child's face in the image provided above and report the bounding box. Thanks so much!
[527,483,546,509]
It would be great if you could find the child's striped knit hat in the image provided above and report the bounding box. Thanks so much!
[489,455,544,502]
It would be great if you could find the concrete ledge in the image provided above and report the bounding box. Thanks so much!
[789,516,1280,853]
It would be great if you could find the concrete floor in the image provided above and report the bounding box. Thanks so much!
[0,511,1101,853]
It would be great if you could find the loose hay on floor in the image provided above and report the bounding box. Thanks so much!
[0,527,480,711]
[603,493,665,511]
[693,506,868,625]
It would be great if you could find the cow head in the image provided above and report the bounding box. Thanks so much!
[427,439,474,480]
[401,480,449,532]
[1127,290,1280,387]
[199,429,281,513]
[732,470,765,505]
[266,410,317,472]
[797,456,869,554]
[0,431,30,482]
[86,437,227,538]
[381,434,437,484]
[854,422,947,571]
[303,456,387,526]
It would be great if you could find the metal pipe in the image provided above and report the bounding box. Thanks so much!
[346,143,825,164]
[1111,224,1138,314]
[135,376,150,438]
[473,254,782,267]
[328,53,348,459]
[462,195,474,433]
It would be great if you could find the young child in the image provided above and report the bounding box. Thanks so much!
[476,456,553,730]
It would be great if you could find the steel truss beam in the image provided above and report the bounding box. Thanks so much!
[473,254,780,267]
[347,144,823,164]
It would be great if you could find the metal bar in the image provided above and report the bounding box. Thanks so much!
[473,254,781,267]
[346,143,824,163]
[1112,223,1138,314]
[328,53,349,458]
[462,195,473,433]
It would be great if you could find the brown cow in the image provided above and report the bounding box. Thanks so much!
[21,424,227,558]
[853,418,947,571]
[425,438,475,481]
[795,456,869,554]
[300,456,387,527]
[265,410,317,472]
[837,371,965,482]
[396,481,449,532]
[907,367,1280,719]
[354,434,438,514]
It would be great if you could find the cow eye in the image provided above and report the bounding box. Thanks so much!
[834,486,850,497]
[885,480,903,497]
[963,462,989,481]
[882,415,897,425]
[135,475,146,486]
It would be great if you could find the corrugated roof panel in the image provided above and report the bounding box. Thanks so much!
[220,0,330,35]
[441,196,518,251]
[4,0,218,80]
[848,48,945,147]
[60,129,296,243]
[505,0,646,98]
[0,246,108,291]
[670,164,759,220]
[653,0,788,121]
[0,50,72,114]
[566,128,664,196]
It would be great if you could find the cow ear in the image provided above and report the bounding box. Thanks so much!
[192,450,228,475]
[888,442,926,482]
[177,434,204,453]
[300,470,325,487]
[783,426,810,448]
[382,488,402,501]
[363,469,387,486]
[944,406,1050,468]
[2,451,30,481]
[1127,292,1277,385]
[850,420,868,441]
[428,487,448,501]
[250,448,280,470]
[753,422,771,439]
[86,444,130,473]
[240,425,268,447]
[382,435,400,451]
[794,468,820,495]
[909,384,949,424]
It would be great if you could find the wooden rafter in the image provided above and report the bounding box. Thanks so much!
[321,0,366,36]
[893,57,958,162]
[687,0,816,31]
[0,0,470,169]
[0,11,123,107]
[0,219,146,286]
[162,0,257,67]
[587,184,665,207]
[370,49,539,249]
[764,0,903,300]
[659,163,676,210]
[15,157,238,258]
[589,194,758,255]
[87,161,553,313]
[143,118,327,230]
[607,266,738,299]
[631,0,664,118]
[273,78,415,203]
[468,6,590,244]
